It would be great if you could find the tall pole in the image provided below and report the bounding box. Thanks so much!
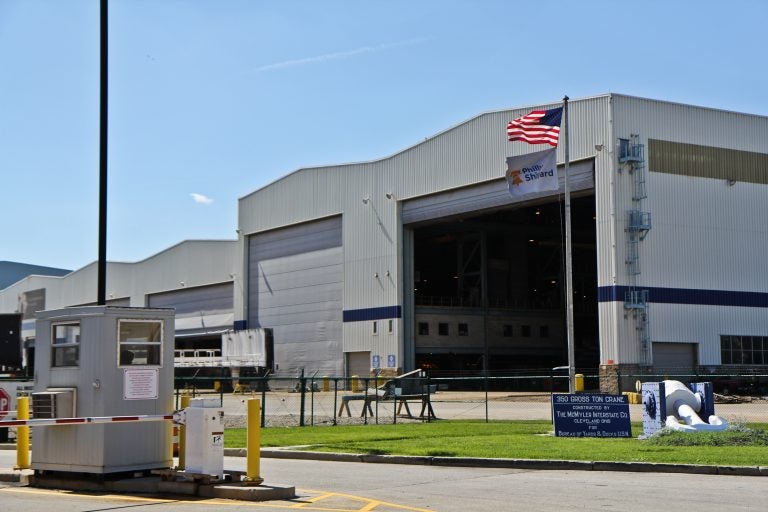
[97,0,108,305]
[563,96,576,393]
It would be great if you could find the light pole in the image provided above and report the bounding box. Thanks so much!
[97,0,108,305]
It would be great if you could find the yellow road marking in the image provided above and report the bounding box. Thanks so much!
[0,486,433,511]
[289,492,336,507]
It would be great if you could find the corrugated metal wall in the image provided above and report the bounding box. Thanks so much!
[239,95,613,371]
[401,159,594,225]
[0,240,237,313]
[148,282,234,335]
[608,95,768,366]
[148,283,233,315]
[238,94,768,371]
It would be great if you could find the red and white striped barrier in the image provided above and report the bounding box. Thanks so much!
[0,413,177,428]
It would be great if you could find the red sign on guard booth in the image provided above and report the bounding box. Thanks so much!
[0,388,10,419]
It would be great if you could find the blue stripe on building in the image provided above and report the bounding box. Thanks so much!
[343,305,402,322]
[598,286,768,308]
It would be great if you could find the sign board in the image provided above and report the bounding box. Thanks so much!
[387,354,396,368]
[0,388,10,419]
[552,394,632,438]
[123,368,159,400]
[372,355,381,369]
[0,381,29,419]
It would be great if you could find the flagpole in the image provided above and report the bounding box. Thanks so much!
[563,96,576,393]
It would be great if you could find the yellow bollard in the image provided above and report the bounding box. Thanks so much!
[244,398,264,485]
[575,373,584,392]
[322,376,329,392]
[15,396,30,470]
[177,393,190,470]
[351,375,360,392]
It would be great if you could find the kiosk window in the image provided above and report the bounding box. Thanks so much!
[119,319,162,366]
[52,323,80,367]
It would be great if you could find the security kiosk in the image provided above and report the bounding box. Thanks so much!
[32,306,175,474]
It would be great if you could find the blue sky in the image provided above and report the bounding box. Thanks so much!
[1,0,766,271]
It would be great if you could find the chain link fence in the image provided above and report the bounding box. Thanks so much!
[174,370,768,428]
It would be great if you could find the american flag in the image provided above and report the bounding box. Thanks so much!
[507,107,563,147]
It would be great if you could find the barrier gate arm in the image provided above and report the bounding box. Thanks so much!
[0,411,185,428]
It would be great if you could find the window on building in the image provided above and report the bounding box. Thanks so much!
[388,319,394,334]
[119,319,162,366]
[418,322,429,336]
[438,323,449,336]
[721,335,767,365]
[52,323,80,367]
[458,323,469,336]
[503,325,513,337]
[373,321,379,335]
[521,325,531,338]
[540,325,550,338]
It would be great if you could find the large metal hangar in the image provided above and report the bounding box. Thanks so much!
[237,93,768,384]
[0,240,238,371]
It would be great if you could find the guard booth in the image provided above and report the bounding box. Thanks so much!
[32,306,175,474]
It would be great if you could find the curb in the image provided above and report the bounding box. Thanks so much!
[2,446,765,480]
[251,448,768,477]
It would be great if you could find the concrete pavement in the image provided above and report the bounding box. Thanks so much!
[2,443,767,486]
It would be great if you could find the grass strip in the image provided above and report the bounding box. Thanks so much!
[224,420,768,467]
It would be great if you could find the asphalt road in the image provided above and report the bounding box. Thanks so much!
[2,451,768,511]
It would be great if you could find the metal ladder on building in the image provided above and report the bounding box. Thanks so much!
[620,135,651,364]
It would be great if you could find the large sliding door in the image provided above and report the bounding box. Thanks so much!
[248,216,343,376]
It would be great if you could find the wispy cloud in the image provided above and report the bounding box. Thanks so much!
[255,38,428,73]
[190,193,213,205]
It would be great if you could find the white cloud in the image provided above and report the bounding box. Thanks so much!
[190,193,213,205]
[255,38,427,73]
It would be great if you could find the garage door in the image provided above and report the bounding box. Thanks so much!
[148,283,234,336]
[653,342,698,370]
[248,216,343,376]
[347,351,371,380]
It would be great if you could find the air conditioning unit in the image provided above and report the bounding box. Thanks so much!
[31,388,76,419]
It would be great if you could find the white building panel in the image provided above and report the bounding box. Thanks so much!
[643,173,768,291]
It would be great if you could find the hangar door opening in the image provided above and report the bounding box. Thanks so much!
[404,161,598,376]
[247,216,344,378]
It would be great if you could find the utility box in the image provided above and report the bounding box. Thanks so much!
[184,398,224,478]
[32,306,175,474]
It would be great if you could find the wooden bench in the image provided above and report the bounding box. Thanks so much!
[392,378,437,420]
[337,393,378,417]
[395,385,437,420]
[337,370,437,419]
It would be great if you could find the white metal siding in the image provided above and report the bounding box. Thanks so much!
[238,96,613,342]
[598,95,768,366]
[0,240,237,315]
[401,159,594,225]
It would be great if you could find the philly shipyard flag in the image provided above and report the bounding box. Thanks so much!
[505,148,558,197]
